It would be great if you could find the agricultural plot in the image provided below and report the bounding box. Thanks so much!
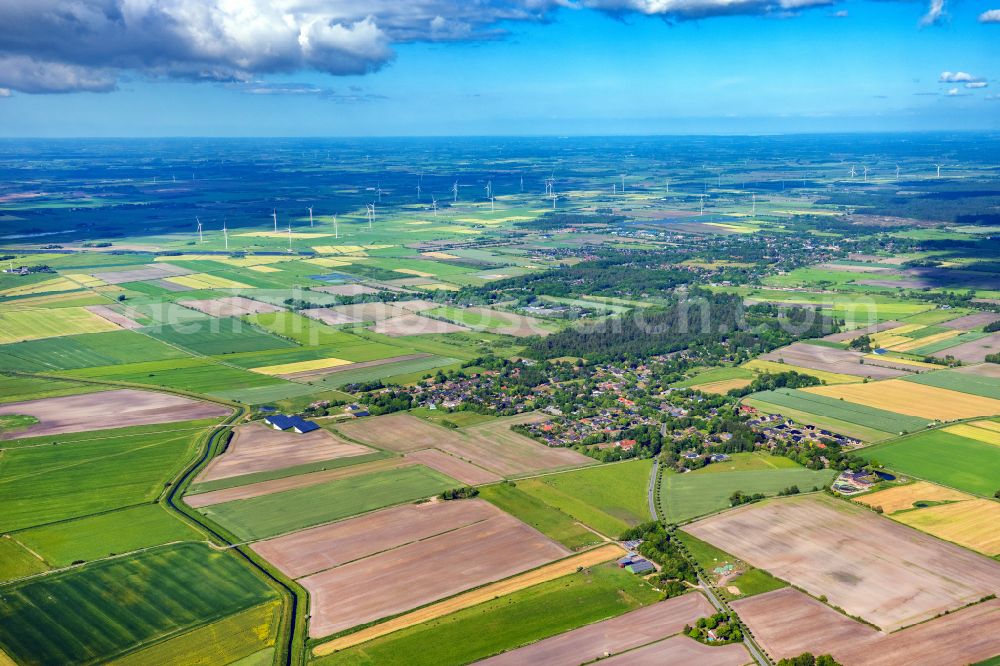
[426,306,554,337]
[83,304,143,329]
[369,313,470,337]
[864,429,1000,496]
[477,482,601,550]
[143,316,298,355]
[672,366,754,388]
[312,557,656,666]
[943,421,1000,445]
[405,449,502,485]
[477,593,716,666]
[90,263,192,284]
[0,537,48,582]
[0,420,209,531]
[0,329,189,371]
[310,354,457,386]
[301,509,570,637]
[749,388,931,433]
[822,320,902,342]
[196,464,459,541]
[930,332,1000,363]
[0,306,120,343]
[803,380,1000,421]
[0,375,102,405]
[0,543,278,666]
[659,467,835,523]
[940,312,1000,330]
[756,342,908,379]
[686,494,1000,631]
[178,296,285,317]
[596,635,751,666]
[195,422,372,484]
[335,412,449,452]
[0,388,229,440]
[512,459,652,537]
[902,364,1000,401]
[732,588,1000,666]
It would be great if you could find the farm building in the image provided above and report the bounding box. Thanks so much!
[617,554,637,568]
[625,559,655,575]
[263,415,321,434]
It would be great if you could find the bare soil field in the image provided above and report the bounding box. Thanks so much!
[0,389,229,439]
[335,413,445,452]
[932,332,1000,363]
[685,494,1000,632]
[393,299,440,312]
[313,544,624,656]
[283,354,431,381]
[477,593,715,666]
[313,284,379,296]
[816,263,896,274]
[461,307,553,337]
[185,458,411,508]
[733,587,1000,666]
[83,305,143,329]
[91,263,191,284]
[369,314,470,337]
[940,312,1000,331]
[255,499,502,578]
[196,422,372,482]
[956,363,1000,379]
[301,308,361,325]
[322,302,414,322]
[759,342,909,378]
[178,296,284,317]
[823,321,902,343]
[405,449,502,485]
[599,636,751,666]
[302,511,570,637]
[151,278,192,291]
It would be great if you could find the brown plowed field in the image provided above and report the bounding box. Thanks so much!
[302,511,570,637]
[322,302,413,322]
[0,389,230,440]
[91,263,192,284]
[685,494,1000,632]
[940,312,1000,330]
[178,296,284,317]
[185,458,411,508]
[733,588,1000,666]
[369,314,470,337]
[301,308,360,325]
[760,342,909,378]
[335,413,445,452]
[254,499,501,578]
[405,449,502,485]
[932,332,1000,363]
[196,422,372,482]
[313,284,379,296]
[823,321,903,342]
[83,305,143,329]
[599,635,752,666]
[477,593,715,666]
[460,307,553,337]
[955,363,1000,378]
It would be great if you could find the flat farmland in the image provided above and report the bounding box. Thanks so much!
[903,365,1000,400]
[302,510,570,637]
[179,296,285,317]
[0,422,208,531]
[477,593,714,666]
[942,422,1000,445]
[0,537,47,583]
[893,499,1000,556]
[0,330,189,372]
[931,332,1000,363]
[743,397,895,443]
[757,342,908,379]
[335,413,447,452]
[862,429,1000,496]
[427,306,554,337]
[369,314,470,337]
[197,464,459,541]
[83,304,142,329]
[144,317,297,355]
[732,587,1000,666]
[853,480,971,514]
[940,312,1000,330]
[196,422,372,483]
[748,388,930,433]
[478,482,602,550]
[686,494,1000,631]
[254,499,502,578]
[405,449,502,485]
[0,543,278,666]
[598,636,751,666]
[804,380,1000,421]
[91,263,192,284]
[690,377,753,393]
[448,415,595,477]
[0,306,120,343]
[0,389,229,440]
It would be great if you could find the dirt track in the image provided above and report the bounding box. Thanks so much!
[686,494,1000,632]
[302,511,570,637]
[477,593,715,666]
[196,422,372,482]
[254,499,501,578]
[733,588,1000,666]
[0,389,230,440]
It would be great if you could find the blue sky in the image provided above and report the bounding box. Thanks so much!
[0,0,996,136]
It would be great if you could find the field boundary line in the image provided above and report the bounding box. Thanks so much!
[311,543,625,656]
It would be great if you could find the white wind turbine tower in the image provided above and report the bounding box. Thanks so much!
[431,196,438,216]
[665,179,670,195]
[367,203,375,230]
[699,194,707,216]
[452,181,459,202]
[895,164,901,180]
[308,206,314,228]
[272,209,278,232]
[196,217,203,243]
[376,183,382,203]
[849,166,857,179]
[935,164,942,178]
[520,175,524,193]
[332,214,339,239]
[863,166,869,183]
[286,220,293,251]
[416,181,422,200]
[222,217,229,251]
[621,174,626,192]
[613,182,617,195]
[485,180,493,199]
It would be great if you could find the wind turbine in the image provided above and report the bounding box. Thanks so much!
[895,164,901,180]
[222,217,229,251]
[485,180,493,199]
[862,166,869,183]
[751,193,756,218]
[520,175,524,193]
[272,209,278,232]
[308,206,314,228]
[416,181,422,200]
[849,166,857,179]
[332,214,339,239]
[366,203,375,230]
[665,179,670,195]
[376,183,382,203]
[935,164,942,178]
[286,220,293,250]
[196,217,203,243]
[621,174,626,192]
[613,182,617,195]
[699,194,707,216]
[431,196,438,216]
[452,181,459,202]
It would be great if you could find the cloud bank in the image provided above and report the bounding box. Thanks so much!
[0,0,955,94]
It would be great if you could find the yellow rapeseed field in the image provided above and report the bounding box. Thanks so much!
[690,378,754,394]
[803,380,1000,421]
[890,330,962,353]
[251,357,352,376]
[163,273,252,290]
[943,423,1000,447]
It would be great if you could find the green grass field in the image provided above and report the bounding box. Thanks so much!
[144,317,298,355]
[660,469,836,523]
[314,563,661,666]
[862,429,1000,496]
[0,537,48,583]
[15,504,203,567]
[0,375,105,405]
[514,460,653,538]
[0,330,191,371]
[688,452,803,474]
[314,355,461,389]
[198,465,459,541]
[65,357,297,396]
[672,366,754,388]
[477,482,601,550]
[187,450,392,494]
[902,368,1000,400]
[724,568,788,599]
[0,421,208,531]
[409,407,496,428]
[0,306,120,344]
[110,601,281,666]
[744,397,895,442]
[247,312,358,347]
[0,543,278,666]
[749,388,928,434]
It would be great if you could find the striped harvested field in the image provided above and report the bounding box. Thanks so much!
[853,481,972,514]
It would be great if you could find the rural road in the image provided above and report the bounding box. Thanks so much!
[647,459,659,520]
[698,575,770,666]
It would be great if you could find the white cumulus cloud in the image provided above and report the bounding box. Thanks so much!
[979,9,1000,22]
